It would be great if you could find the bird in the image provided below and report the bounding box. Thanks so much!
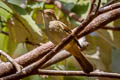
[41,9,93,73]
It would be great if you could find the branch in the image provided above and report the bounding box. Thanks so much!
[95,0,101,14]
[101,26,120,31]
[0,50,22,72]
[87,0,96,17]
[53,0,84,22]
[0,31,8,36]
[36,69,120,79]
[102,0,116,7]
[78,8,120,38]
[0,42,55,77]
[98,2,120,14]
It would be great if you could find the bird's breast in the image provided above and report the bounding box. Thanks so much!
[46,21,68,44]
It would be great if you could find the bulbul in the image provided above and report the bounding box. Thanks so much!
[42,9,93,73]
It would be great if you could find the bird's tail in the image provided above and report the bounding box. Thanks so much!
[65,41,93,73]
[74,54,93,73]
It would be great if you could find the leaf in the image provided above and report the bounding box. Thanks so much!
[59,0,77,11]
[45,4,54,9]
[85,34,112,71]
[7,37,18,55]
[71,0,90,18]
[8,0,26,8]
[6,17,28,43]
[85,35,97,55]
[5,3,47,50]
[96,35,112,71]
[27,1,45,9]
[13,43,27,56]
[32,9,43,25]
[97,29,120,48]
[112,19,120,48]
[0,1,13,20]
[0,27,8,52]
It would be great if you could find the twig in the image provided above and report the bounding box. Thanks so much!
[78,8,120,38]
[87,0,101,18]
[52,0,84,22]
[88,0,96,16]
[101,26,120,31]
[36,69,120,79]
[98,2,120,14]
[102,0,116,7]
[0,31,9,36]
[0,42,55,77]
[95,0,101,14]
[25,39,41,46]
[0,50,22,72]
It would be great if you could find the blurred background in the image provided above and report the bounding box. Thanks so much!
[0,0,120,80]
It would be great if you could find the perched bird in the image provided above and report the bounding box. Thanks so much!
[42,9,93,73]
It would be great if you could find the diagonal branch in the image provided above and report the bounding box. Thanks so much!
[0,42,55,77]
[98,2,120,14]
[0,50,22,72]
[102,0,116,7]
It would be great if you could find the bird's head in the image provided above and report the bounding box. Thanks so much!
[41,9,57,20]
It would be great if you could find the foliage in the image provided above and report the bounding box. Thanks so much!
[0,0,120,80]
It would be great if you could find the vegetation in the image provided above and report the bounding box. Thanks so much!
[0,0,120,80]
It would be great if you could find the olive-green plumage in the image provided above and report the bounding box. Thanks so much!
[42,9,93,73]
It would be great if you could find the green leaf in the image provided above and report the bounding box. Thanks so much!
[7,38,18,55]
[71,0,90,18]
[0,1,13,20]
[13,43,27,56]
[5,3,47,50]
[8,0,26,7]
[10,4,26,15]
[28,1,45,9]
[85,35,97,55]
[6,17,29,43]
[0,27,9,52]
[59,0,77,11]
